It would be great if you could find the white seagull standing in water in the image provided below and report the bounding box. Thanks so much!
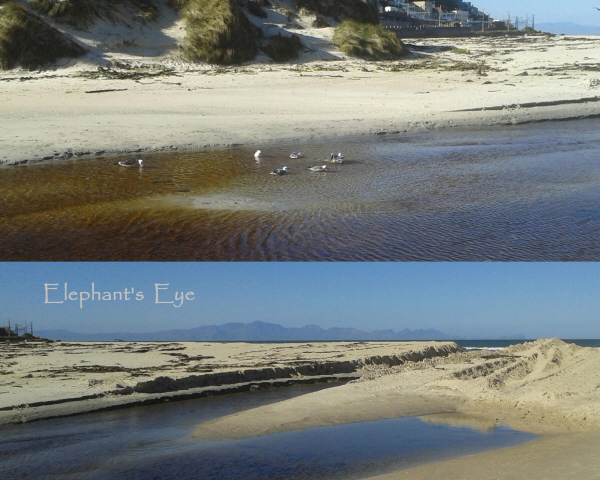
[254,150,262,159]
[118,158,144,167]
[289,152,303,159]
[308,165,328,172]
[270,166,288,175]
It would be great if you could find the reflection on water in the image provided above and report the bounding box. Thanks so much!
[0,383,535,480]
[2,120,600,260]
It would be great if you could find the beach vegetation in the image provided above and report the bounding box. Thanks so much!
[0,2,86,70]
[29,0,101,28]
[295,0,378,24]
[29,0,161,29]
[312,15,330,27]
[247,1,267,18]
[177,0,260,65]
[333,19,406,60]
[262,33,302,62]
[135,3,160,23]
[451,48,469,54]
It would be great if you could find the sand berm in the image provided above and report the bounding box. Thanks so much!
[2,338,600,478]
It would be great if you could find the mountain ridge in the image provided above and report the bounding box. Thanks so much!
[37,321,455,342]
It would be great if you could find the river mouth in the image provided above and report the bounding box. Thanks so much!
[0,384,535,480]
[2,120,600,260]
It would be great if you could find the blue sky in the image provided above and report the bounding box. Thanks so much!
[1,263,599,339]
[476,0,600,26]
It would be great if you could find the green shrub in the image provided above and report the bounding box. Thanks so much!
[451,48,469,54]
[333,19,405,60]
[522,26,538,34]
[181,0,259,65]
[263,33,302,61]
[295,0,378,24]
[0,2,86,69]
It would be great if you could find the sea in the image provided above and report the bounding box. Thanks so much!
[2,118,600,260]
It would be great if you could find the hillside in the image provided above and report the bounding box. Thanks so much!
[0,0,405,69]
[36,321,453,341]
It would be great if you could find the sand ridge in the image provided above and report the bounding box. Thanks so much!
[0,340,458,424]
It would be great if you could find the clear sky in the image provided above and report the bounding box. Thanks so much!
[1,262,599,339]
[475,0,600,26]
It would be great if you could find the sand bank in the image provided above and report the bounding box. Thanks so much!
[190,338,600,479]
[2,34,600,166]
[0,340,458,424]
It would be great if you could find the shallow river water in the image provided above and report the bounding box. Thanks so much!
[2,120,599,260]
[0,385,535,480]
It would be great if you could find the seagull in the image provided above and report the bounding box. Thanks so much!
[308,165,328,172]
[254,150,262,158]
[118,158,144,167]
[289,152,303,159]
[327,153,345,164]
[270,166,288,175]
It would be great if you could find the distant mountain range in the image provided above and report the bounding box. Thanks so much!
[536,22,600,35]
[37,321,455,342]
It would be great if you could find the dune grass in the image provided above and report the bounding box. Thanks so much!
[263,33,302,62]
[29,0,160,29]
[246,0,267,18]
[29,0,102,28]
[179,0,259,65]
[0,2,86,69]
[295,0,378,24]
[333,20,406,60]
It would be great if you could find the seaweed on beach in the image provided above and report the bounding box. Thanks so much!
[333,19,406,61]
[0,2,86,70]
[180,0,260,65]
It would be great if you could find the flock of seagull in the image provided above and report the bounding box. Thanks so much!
[254,150,346,176]
[117,150,347,176]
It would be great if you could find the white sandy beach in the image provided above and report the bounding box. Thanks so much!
[2,339,600,478]
[1,21,600,165]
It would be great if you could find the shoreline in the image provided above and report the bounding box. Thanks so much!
[3,339,600,478]
[0,340,459,425]
[2,35,600,167]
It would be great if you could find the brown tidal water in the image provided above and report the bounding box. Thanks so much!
[2,120,600,260]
